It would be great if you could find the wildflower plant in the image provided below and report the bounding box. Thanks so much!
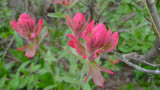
[10,13,44,58]
[1,0,159,89]
[7,0,119,89]
[66,12,119,88]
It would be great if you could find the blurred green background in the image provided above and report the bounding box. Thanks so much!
[0,0,160,90]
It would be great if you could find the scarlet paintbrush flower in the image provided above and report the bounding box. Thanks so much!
[82,21,119,88]
[10,13,43,58]
[83,20,119,60]
[66,13,119,88]
[53,0,75,6]
[66,12,89,40]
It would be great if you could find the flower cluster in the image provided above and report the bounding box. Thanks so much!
[10,13,44,58]
[66,12,119,88]
[10,1,119,88]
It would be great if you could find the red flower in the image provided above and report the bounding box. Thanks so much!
[66,12,89,40]
[10,13,43,58]
[66,13,119,88]
[83,20,119,60]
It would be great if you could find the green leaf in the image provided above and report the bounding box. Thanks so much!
[62,75,79,84]
[38,68,50,75]
[122,0,131,3]
[8,79,19,89]
[82,82,90,90]
[147,35,156,42]
[0,75,6,88]
[37,73,53,88]
[27,75,35,90]
[30,63,41,73]
[17,61,31,72]
[47,13,65,18]
[44,85,57,90]
[134,70,144,81]
[46,50,57,62]
[13,31,23,48]
[57,51,67,60]
[19,77,27,89]
[5,62,15,70]
[120,32,131,40]
[131,45,140,51]
[10,48,28,62]
[118,45,132,53]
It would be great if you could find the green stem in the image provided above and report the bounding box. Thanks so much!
[67,6,71,16]
[80,64,87,83]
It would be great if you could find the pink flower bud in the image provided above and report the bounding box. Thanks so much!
[66,12,89,40]
[53,0,76,6]
[83,20,119,55]
[10,13,44,58]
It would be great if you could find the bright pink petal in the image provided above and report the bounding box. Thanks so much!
[36,19,43,35]
[91,24,108,49]
[31,33,36,38]
[83,20,95,40]
[82,55,87,59]
[84,71,90,83]
[10,21,19,32]
[105,27,112,44]
[82,20,95,53]
[65,15,74,30]
[68,34,87,55]
[99,67,114,75]
[68,40,75,48]
[18,13,36,34]
[19,13,32,21]
[17,44,30,50]
[103,31,119,52]
[53,1,61,3]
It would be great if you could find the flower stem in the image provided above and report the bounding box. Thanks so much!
[67,6,71,16]
[80,64,87,83]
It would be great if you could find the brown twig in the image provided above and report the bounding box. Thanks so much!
[5,37,14,52]
[3,37,14,59]
[152,76,157,90]
[4,55,21,66]
[120,12,135,23]
[95,3,109,23]
[115,55,160,75]
[128,56,160,67]
[89,0,95,20]
[6,55,21,62]
[114,52,160,67]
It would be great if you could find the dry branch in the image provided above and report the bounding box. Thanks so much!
[115,55,160,75]
[144,0,160,62]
